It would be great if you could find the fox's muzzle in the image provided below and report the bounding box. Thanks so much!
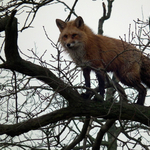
[66,43,75,49]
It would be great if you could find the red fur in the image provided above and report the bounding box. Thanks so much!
[56,16,150,105]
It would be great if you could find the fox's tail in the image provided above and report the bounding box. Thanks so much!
[141,55,150,87]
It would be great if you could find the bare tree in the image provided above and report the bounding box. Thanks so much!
[0,0,150,150]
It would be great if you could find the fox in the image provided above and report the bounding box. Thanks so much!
[56,16,150,105]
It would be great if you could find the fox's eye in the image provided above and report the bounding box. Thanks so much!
[72,34,77,38]
[63,35,68,38]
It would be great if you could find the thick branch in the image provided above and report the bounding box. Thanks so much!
[0,101,150,137]
[1,59,80,105]
[0,107,71,137]
[4,10,21,61]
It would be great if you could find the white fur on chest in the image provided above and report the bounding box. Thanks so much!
[65,47,90,67]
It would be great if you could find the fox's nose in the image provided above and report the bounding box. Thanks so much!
[66,43,75,48]
[67,43,71,48]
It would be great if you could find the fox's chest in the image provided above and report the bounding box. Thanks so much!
[66,48,90,67]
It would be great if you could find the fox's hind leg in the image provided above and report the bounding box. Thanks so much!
[118,70,146,105]
[134,83,146,105]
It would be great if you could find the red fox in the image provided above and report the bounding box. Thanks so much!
[56,16,150,105]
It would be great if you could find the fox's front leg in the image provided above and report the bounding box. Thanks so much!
[82,67,92,98]
[95,71,105,98]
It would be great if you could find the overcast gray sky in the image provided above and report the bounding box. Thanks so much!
[16,0,150,58]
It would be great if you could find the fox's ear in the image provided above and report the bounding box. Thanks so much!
[75,16,84,29]
[56,19,66,32]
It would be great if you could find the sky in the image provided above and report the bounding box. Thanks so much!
[17,0,150,58]
[1,0,149,55]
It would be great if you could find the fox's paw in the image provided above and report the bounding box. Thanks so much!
[93,94,104,102]
[81,91,93,100]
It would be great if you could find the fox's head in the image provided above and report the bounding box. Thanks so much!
[56,16,86,51]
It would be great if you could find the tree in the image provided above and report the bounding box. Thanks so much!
[0,0,150,150]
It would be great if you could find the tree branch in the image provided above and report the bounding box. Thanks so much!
[64,116,91,150]
[65,0,78,22]
[1,58,80,105]
[0,100,149,137]
[4,10,21,62]
[92,119,116,150]
[98,0,114,35]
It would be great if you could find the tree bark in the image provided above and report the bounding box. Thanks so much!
[0,100,149,137]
